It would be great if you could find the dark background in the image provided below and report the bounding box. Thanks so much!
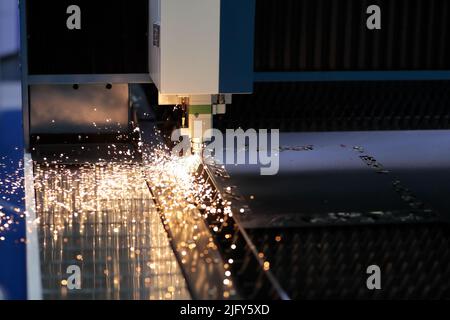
[255,0,450,71]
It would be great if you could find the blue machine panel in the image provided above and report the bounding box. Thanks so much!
[219,0,255,93]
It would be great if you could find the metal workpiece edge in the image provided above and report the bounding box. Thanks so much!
[201,157,290,300]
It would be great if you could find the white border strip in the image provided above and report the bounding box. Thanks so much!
[24,153,42,300]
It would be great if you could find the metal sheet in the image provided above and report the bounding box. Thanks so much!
[206,131,450,299]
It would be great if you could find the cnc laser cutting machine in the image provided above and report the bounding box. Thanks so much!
[9,0,450,300]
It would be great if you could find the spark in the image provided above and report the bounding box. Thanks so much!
[1,127,238,299]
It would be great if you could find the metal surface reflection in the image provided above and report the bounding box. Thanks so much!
[34,162,190,300]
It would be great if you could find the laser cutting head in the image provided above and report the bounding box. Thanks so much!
[149,0,255,150]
